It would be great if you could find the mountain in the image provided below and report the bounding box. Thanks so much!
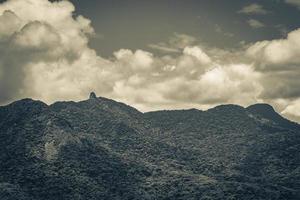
[246,104,300,131]
[0,93,299,200]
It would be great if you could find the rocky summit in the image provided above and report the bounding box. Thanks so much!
[0,94,299,200]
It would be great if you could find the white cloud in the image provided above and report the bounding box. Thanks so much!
[238,3,270,15]
[13,21,60,50]
[0,0,96,103]
[282,99,300,121]
[183,46,211,64]
[148,33,196,53]
[247,28,300,67]
[114,49,154,71]
[247,19,265,29]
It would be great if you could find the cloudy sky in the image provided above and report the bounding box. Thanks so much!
[1,0,300,122]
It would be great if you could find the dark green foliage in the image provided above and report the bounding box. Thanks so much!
[0,97,299,200]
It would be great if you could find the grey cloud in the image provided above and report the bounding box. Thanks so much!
[259,71,300,99]
[0,57,24,103]
[0,10,22,41]
[0,11,24,102]
[285,0,300,9]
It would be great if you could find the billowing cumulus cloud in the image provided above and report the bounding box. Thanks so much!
[0,0,300,122]
[246,28,300,100]
[0,0,95,102]
[247,28,300,68]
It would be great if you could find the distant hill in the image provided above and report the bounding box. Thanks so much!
[0,93,299,200]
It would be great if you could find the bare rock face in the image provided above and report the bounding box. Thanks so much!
[44,140,58,161]
[89,92,97,99]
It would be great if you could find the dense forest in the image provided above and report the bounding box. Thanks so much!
[0,93,299,200]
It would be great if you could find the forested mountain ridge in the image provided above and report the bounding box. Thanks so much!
[0,94,299,200]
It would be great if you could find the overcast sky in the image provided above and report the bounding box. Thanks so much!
[1,0,300,122]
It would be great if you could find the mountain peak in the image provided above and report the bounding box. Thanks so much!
[247,103,282,116]
[89,92,97,99]
[246,103,277,119]
[247,103,275,112]
[247,103,299,129]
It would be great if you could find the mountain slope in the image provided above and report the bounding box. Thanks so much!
[0,94,299,200]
